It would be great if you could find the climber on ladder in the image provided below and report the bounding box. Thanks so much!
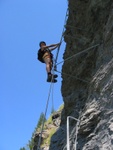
[38,41,60,83]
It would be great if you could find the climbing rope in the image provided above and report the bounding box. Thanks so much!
[56,70,89,83]
[56,43,100,66]
[37,58,57,149]
[37,77,55,150]
[54,8,69,70]
[51,66,56,113]
[54,43,100,84]
[51,82,55,113]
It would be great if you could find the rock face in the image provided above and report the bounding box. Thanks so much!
[32,111,62,150]
[49,0,113,150]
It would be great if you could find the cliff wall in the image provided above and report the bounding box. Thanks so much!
[49,0,113,150]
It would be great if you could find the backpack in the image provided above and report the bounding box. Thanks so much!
[37,49,53,63]
[37,49,45,63]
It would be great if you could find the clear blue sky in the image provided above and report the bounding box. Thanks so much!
[0,0,67,150]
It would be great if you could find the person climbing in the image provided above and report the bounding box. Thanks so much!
[38,41,60,83]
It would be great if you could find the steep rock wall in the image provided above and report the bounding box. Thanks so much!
[49,0,113,150]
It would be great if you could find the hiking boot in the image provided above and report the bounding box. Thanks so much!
[47,75,57,83]
[47,79,57,83]
[51,74,58,78]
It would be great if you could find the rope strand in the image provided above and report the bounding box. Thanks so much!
[54,8,69,69]
[37,60,56,150]
[56,43,100,66]
[37,81,54,150]
[56,70,89,83]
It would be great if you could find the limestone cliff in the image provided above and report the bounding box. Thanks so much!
[49,0,113,150]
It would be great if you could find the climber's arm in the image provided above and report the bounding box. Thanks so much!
[41,43,60,51]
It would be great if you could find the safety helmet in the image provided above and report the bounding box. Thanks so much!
[39,41,46,47]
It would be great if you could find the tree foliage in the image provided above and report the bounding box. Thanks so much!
[51,106,55,114]
[37,112,46,128]
[20,147,26,150]
[20,112,47,150]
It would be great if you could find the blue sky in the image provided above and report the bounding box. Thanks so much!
[0,0,67,149]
